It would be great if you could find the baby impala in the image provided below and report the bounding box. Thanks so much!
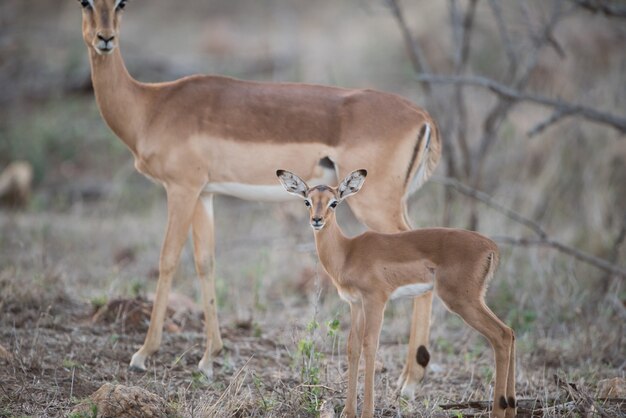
[277,169,516,418]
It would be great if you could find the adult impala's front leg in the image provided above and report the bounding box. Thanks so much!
[192,194,223,379]
[130,185,200,372]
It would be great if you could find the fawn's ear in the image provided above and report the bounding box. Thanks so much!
[338,169,367,200]
[276,170,309,198]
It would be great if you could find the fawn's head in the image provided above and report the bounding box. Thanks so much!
[77,0,128,55]
[277,169,367,230]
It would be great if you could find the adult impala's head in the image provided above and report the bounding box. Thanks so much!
[78,0,128,55]
[277,169,367,230]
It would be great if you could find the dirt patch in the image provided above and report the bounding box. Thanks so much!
[71,383,175,418]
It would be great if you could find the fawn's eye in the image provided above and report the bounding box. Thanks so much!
[116,0,127,10]
[304,200,311,207]
[329,201,338,209]
[80,0,92,9]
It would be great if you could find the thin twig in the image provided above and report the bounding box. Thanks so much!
[415,74,626,135]
[432,175,547,238]
[433,175,626,279]
[527,108,576,137]
[568,0,626,18]
[385,0,432,96]
[492,236,626,279]
[487,0,518,72]
[450,0,478,177]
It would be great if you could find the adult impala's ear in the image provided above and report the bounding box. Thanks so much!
[276,170,309,198]
[338,169,367,200]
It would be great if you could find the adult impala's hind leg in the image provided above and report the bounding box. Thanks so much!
[346,188,433,396]
[130,185,200,372]
[192,194,223,379]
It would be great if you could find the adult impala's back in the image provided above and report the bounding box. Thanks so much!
[77,0,442,388]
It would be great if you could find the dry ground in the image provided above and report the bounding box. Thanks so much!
[0,196,623,417]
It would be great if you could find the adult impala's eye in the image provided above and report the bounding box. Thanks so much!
[330,201,338,209]
[116,0,127,10]
[304,200,311,207]
[80,0,92,9]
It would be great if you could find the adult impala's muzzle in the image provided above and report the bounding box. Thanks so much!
[95,33,116,54]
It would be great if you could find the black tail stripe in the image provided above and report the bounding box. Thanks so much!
[404,124,428,186]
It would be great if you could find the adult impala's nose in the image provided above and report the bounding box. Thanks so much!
[98,33,115,43]
[95,33,116,54]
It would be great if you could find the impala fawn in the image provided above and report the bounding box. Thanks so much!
[277,169,516,418]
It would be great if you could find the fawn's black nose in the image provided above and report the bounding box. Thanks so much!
[312,217,323,223]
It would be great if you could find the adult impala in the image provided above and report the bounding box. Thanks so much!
[277,169,516,418]
[77,0,442,388]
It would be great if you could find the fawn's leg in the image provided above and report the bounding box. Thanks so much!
[505,330,517,418]
[360,298,385,418]
[445,299,513,418]
[343,301,364,418]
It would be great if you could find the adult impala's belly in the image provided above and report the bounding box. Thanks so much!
[202,163,336,201]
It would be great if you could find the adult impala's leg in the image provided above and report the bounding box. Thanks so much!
[130,185,200,372]
[360,298,385,418]
[343,301,364,418]
[398,292,433,396]
[345,187,433,396]
[191,194,223,378]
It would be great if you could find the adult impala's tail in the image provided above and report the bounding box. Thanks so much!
[405,121,442,196]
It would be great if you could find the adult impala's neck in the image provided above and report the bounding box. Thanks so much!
[313,216,350,281]
[89,47,146,154]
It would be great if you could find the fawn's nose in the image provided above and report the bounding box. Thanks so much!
[312,217,323,224]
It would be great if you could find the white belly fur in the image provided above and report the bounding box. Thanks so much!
[389,283,434,300]
[203,165,336,202]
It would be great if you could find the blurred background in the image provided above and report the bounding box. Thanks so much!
[0,0,624,416]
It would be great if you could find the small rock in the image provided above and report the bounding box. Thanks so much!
[597,377,626,399]
[0,343,13,363]
[70,383,174,418]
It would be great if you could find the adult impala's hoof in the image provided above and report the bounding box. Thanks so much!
[128,364,146,373]
[198,357,214,380]
[340,407,356,418]
[129,352,147,372]
[399,379,417,398]
[397,365,425,398]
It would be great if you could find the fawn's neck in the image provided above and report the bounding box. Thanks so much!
[313,216,351,282]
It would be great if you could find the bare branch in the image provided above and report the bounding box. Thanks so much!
[493,236,626,279]
[416,74,626,135]
[527,108,576,137]
[432,175,547,239]
[450,0,479,177]
[385,0,432,96]
[569,0,626,18]
[487,0,518,72]
[433,175,626,279]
